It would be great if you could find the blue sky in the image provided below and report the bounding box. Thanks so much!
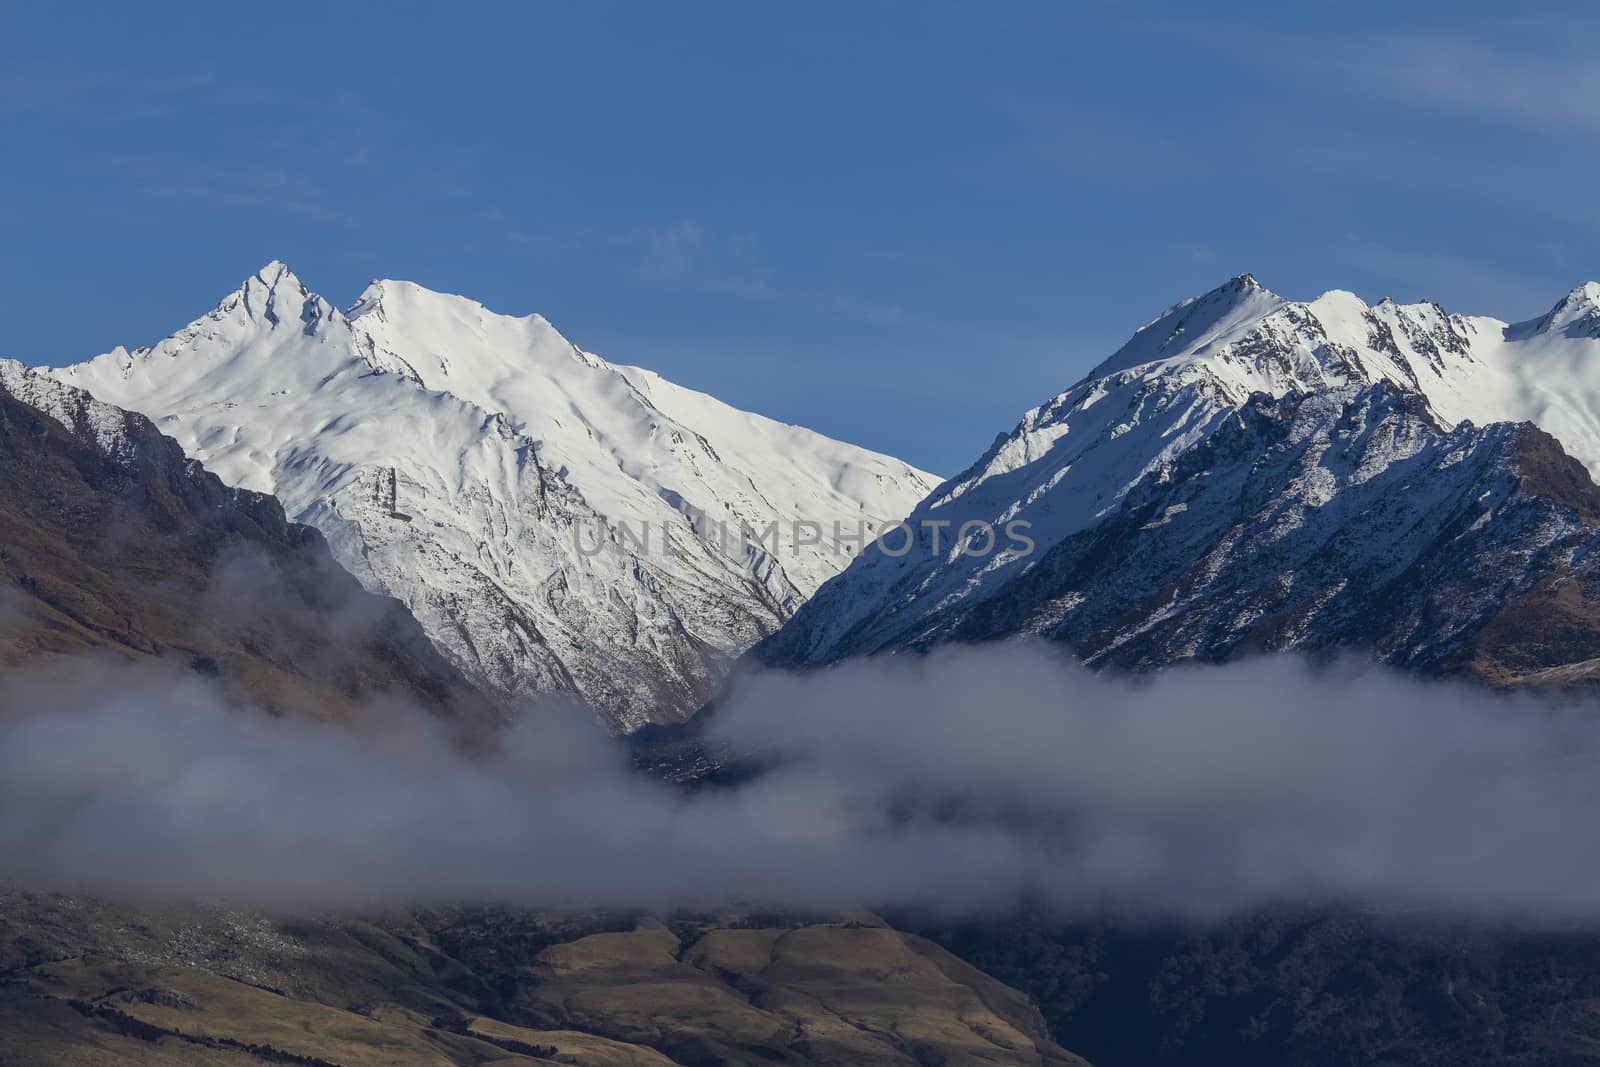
[2,1,1595,473]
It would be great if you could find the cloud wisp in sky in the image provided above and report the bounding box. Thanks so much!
[1345,32,1600,132]
[0,642,1596,922]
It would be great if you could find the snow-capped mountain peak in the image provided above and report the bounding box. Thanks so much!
[50,266,938,728]
[229,259,325,327]
[759,274,1600,670]
[345,276,589,395]
[1523,281,1600,339]
[1091,271,1287,377]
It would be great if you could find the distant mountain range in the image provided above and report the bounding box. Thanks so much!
[759,273,1600,683]
[11,265,1600,1066]
[34,265,1600,710]
[48,263,936,729]
[40,264,1600,723]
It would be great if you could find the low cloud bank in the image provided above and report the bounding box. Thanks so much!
[1,643,1597,921]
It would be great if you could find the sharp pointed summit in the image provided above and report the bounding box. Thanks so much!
[1091,271,1287,377]
[232,260,319,324]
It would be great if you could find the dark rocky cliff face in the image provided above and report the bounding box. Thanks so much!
[762,384,1600,688]
[951,386,1600,686]
[0,360,497,728]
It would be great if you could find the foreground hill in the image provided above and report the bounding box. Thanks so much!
[0,358,496,727]
[0,892,1087,1067]
[899,907,1600,1067]
[51,263,936,728]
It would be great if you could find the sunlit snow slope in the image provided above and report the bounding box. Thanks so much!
[52,263,937,728]
[761,273,1600,668]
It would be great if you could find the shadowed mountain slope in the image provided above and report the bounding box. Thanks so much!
[0,358,497,727]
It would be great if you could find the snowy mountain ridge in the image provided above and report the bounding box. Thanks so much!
[760,272,1600,668]
[51,262,938,728]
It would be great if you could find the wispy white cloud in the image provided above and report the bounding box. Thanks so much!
[89,153,359,225]
[1100,10,1600,229]
[622,222,923,329]
[0,70,216,118]
[628,222,774,300]
[1343,32,1600,131]
[1181,15,1600,133]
